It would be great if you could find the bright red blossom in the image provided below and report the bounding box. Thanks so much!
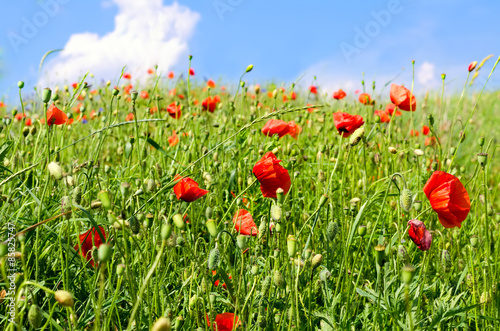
[167,102,182,119]
[261,119,290,138]
[309,85,317,94]
[207,79,216,88]
[422,125,430,135]
[74,226,106,267]
[287,121,302,139]
[374,110,391,123]
[168,71,175,79]
[123,73,131,80]
[252,152,291,198]
[333,112,364,138]
[333,89,347,100]
[233,209,258,236]
[423,171,471,228]
[140,91,149,99]
[46,104,68,125]
[189,68,195,76]
[207,313,240,331]
[390,84,416,111]
[408,220,432,251]
[168,130,179,147]
[358,93,372,105]
[173,176,209,202]
[385,103,402,116]
[125,113,134,121]
[202,95,221,112]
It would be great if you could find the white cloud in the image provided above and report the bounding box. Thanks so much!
[39,0,200,86]
[417,61,437,87]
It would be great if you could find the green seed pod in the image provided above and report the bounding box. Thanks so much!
[374,245,386,267]
[236,235,248,250]
[42,88,52,103]
[144,213,154,229]
[400,188,413,212]
[413,200,422,211]
[48,162,63,180]
[152,317,172,331]
[326,221,339,241]
[54,290,74,307]
[478,136,485,147]
[161,224,172,240]
[208,245,220,270]
[61,196,72,219]
[270,204,282,222]
[72,186,82,205]
[205,219,218,237]
[287,235,297,258]
[470,235,478,248]
[276,188,284,205]
[98,243,112,262]
[273,270,285,289]
[125,142,133,159]
[28,304,43,329]
[401,265,415,285]
[97,190,112,210]
[311,254,323,270]
[145,178,156,194]
[172,214,184,229]
[357,225,367,237]
[477,153,488,168]
[251,265,259,275]
[129,215,140,234]
[116,263,126,275]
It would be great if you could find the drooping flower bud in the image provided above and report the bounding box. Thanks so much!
[98,243,112,263]
[172,214,184,229]
[208,245,220,270]
[246,64,254,73]
[54,290,74,307]
[236,235,248,250]
[326,221,339,241]
[311,254,323,270]
[400,188,413,212]
[161,223,172,240]
[349,126,365,147]
[205,219,218,237]
[28,304,42,328]
[468,61,478,72]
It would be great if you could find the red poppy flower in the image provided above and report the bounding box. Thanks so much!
[309,86,317,94]
[15,113,25,121]
[147,68,154,75]
[25,118,32,126]
[71,82,78,89]
[46,104,68,125]
[290,92,297,100]
[355,89,360,94]
[282,95,288,103]
[168,130,179,147]
[425,136,438,146]
[125,113,134,121]
[140,91,149,99]
[407,220,432,251]
[287,121,302,139]
[206,312,240,331]
[333,89,347,100]
[232,209,258,236]
[167,102,182,119]
[306,104,316,113]
[252,152,291,198]
[123,73,131,80]
[202,95,221,112]
[390,84,416,111]
[374,110,391,123]
[422,125,430,135]
[89,110,97,119]
[168,71,174,79]
[261,119,290,138]
[332,112,364,138]
[358,93,372,105]
[410,129,419,137]
[173,176,209,202]
[74,226,106,267]
[124,84,133,95]
[423,171,471,228]
[189,68,195,76]
[0,101,5,108]
[385,103,402,116]
[207,79,216,88]
[267,91,273,98]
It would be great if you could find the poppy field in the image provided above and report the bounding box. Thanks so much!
[1,56,500,330]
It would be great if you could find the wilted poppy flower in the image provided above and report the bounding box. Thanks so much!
[168,71,174,79]
[140,91,149,99]
[358,93,372,105]
[252,152,291,198]
[407,220,432,251]
[189,68,195,76]
[232,209,258,236]
[207,312,240,331]
[333,89,347,100]
[390,84,416,111]
[123,73,131,80]
[385,103,402,116]
[47,104,68,125]
[287,121,302,139]
[309,86,317,94]
[125,113,134,121]
[333,112,364,138]
[167,102,182,119]
[202,95,221,112]
[422,125,430,135]
[207,79,216,88]
[261,119,290,138]
[74,226,106,267]
[374,110,391,123]
[423,171,471,228]
[168,130,179,147]
[173,176,209,202]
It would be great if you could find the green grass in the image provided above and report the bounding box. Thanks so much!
[1,57,500,330]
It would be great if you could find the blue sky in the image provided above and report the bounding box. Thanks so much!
[0,0,498,103]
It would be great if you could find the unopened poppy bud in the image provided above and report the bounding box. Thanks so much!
[251,264,259,275]
[172,214,184,229]
[326,221,339,241]
[189,295,198,310]
[17,81,25,89]
[112,88,119,96]
[120,182,131,198]
[413,200,422,212]
[312,254,323,270]
[54,290,74,307]
[129,215,140,234]
[388,146,397,154]
[152,317,171,331]
[270,204,282,222]
[208,245,220,270]
[131,90,138,101]
[275,188,284,205]
[441,73,446,80]
[72,186,82,205]
[205,219,218,237]
[161,223,172,240]
[468,61,478,72]
[459,131,466,143]
[478,136,485,147]
[28,304,42,328]
[98,243,112,262]
[246,64,254,73]
[272,89,278,99]
[258,219,268,239]
[400,188,413,212]
[97,190,112,210]
[427,114,434,126]
[470,235,478,247]
[319,268,332,281]
[287,235,297,257]
[414,149,424,157]
[240,81,245,88]
[273,270,285,289]
[477,153,488,167]
[61,196,72,219]
[401,265,415,285]
[205,206,213,219]
[236,235,248,250]
[275,222,282,233]
[349,126,365,147]
[357,225,367,237]
[374,245,386,267]
[48,162,63,180]
[42,88,52,103]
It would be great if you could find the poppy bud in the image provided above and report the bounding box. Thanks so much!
[208,245,220,270]
[459,131,466,143]
[400,188,413,212]
[28,304,42,328]
[401,265,415,285]
[98,243,112,262]
[270,204,282,222]
[48,162,63,180]
[413,200,422,212]
[144,213,154,229]
[97,190,112,210]
[61,196,72,219]
[478,136,485,147]
[42,88,52,103]
[414,149,424,157]
[54,290,74,307]
[287,235,297,257]
[374,245,386,267]
[468,61,478,72]
[152,317,171,331]
[388,146,397,154]
[326,221,339,241]
[357,225,367,237]
[261,275,272,296]
[72,186,82,205]
[172,316,184,330]
[205,219,218,237]
[0,243,7,257]
[477,153,488,168]
[129,215,140,234]
[272,89,278,99]
[312,254,323,270]
[236,235,248,250]
[349,127,365,147]
[258,219,267,239]
[441,73,446,80]
[246,64,254,73]
[161,223,172,241]
[273,270,285,289]
[470,235,478,248]
[172,214,184,229]
[427,114,434,127]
